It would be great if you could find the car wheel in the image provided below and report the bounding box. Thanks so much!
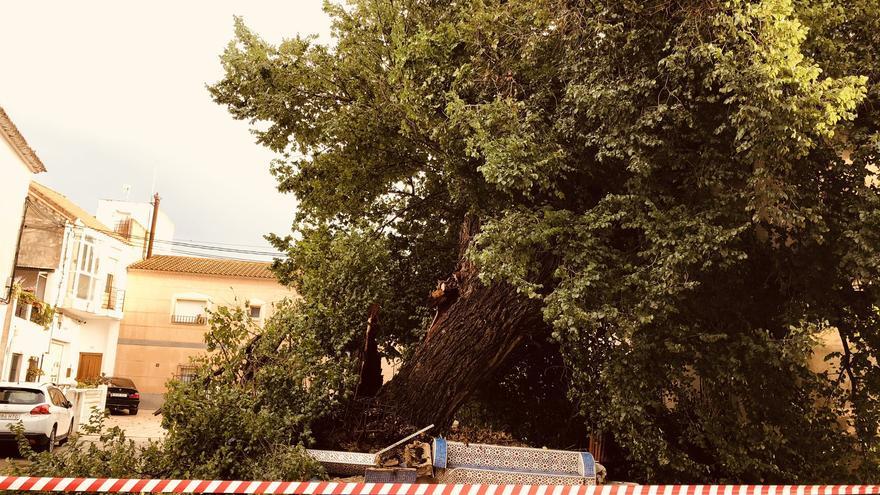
[38,425,57,453]
[129,407,138,415]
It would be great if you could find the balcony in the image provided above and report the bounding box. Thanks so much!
[102,288,126,312]
[62,286,125,321]
[14,294,53,328]
[113,218,133,240]
[171,314,206,325]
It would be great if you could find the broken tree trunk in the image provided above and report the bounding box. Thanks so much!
[355,303,383,398]
[379,216,551,427]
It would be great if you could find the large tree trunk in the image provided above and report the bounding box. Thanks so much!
[379,216,550,427]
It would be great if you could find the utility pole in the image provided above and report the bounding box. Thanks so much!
[146,193,160,259]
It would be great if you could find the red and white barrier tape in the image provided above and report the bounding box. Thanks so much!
[0,480,876,495]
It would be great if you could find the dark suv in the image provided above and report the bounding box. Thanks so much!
[104,377,140,415]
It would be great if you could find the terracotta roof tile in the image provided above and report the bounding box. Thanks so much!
[0,106,46,173]
[29,182,127,242]
[129,255,276,279]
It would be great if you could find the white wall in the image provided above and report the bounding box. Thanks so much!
[6,308,55,381]
[3,221,128,383]
[4,313,119,384]
[75,318,119,376]
[0,134,34,299]
[95,199,175,256]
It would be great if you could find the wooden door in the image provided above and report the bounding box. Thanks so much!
[76,353,103,381]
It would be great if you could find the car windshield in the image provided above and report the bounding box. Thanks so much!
[109,377,136,388]
[0,388,45,405]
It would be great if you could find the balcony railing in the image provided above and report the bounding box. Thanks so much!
[102,288,126,312]
[171,314,206,325]
[114,218,133,240]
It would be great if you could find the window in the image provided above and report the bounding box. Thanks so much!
[0,388,44,405]
[73,236,99,300]
[25,357,40,382]
[108,377,136,388]
[49,388,68,407]
[176,365,197,384]
[172,298,207,325]
[35,272,48,301]
[249,305,262,319]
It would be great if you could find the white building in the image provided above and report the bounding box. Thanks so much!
[1,182,138,384]
[0,107,46,373]
[95,198,175,257]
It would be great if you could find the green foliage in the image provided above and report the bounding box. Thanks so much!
[160,302,335,479]
[14,285,56,329]
[211,0,880,482]
[7,408,168,478]
[6,397,325,482]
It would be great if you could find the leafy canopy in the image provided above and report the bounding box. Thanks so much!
[210,0,880,482]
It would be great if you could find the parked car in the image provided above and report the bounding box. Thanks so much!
[104,377,139,415]
[0,382,75,453]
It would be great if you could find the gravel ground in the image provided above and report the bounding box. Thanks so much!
[100,409,165,443]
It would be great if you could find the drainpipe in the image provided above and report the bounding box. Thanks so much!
[0,197,30,376]
[146,193,160,259]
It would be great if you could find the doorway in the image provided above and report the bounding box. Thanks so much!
[7,353,22,381]
[76,353,103,381]
[47,342,64,383]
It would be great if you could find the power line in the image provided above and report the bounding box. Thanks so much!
[23,223,288,259]
[22,195,289,260]
[86,226,286,256]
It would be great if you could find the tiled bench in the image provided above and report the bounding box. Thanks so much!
[307,449,377,476]
[432,438,597,485]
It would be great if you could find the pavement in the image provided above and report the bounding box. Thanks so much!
[101,409,165,442]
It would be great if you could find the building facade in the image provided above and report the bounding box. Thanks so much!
[2,182,135,384]
[0,107,46,366]
[114,255,292,404]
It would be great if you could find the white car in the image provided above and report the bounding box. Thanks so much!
[0,382,75,453]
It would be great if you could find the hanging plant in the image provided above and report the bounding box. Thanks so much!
[13,284,55,329]
[30,303,55,329]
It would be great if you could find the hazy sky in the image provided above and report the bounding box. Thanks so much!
[1,1,332,261]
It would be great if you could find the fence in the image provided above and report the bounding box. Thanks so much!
[0,481,876,495]
[171,314,206,325]
[61,385,107,432]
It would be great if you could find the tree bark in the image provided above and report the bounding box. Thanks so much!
[355,303,383,398]
[379,216,550,427]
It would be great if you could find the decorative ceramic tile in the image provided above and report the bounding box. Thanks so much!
[435,467,593,485]
[364,468,418,483]
[430,438,597,485]
[307,449,376,476]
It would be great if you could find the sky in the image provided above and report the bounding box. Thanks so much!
[0,1,333,261]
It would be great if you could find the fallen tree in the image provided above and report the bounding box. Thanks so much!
[208,0,880,483]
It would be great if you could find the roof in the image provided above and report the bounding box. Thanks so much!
[29,182,125,241]
[0,106,46,173]
[129,255,276,279]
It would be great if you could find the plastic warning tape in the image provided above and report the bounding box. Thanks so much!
[0,481,877,495]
